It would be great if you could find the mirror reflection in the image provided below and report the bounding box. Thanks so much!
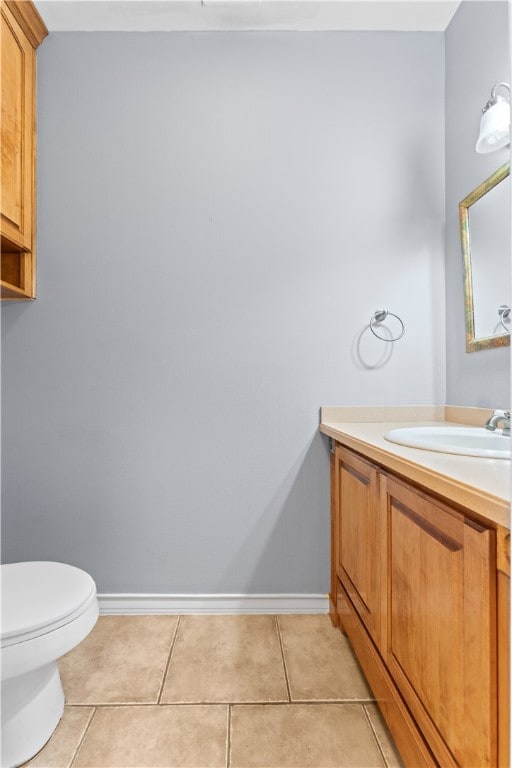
[459,163,510,352]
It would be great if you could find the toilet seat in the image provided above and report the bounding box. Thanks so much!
[1,561,96,648]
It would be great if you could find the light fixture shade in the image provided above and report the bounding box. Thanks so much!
[476,94,510,154]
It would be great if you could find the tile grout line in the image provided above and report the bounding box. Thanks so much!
[68,706,97,768]
[226,704,232,768]
[274,615,292,703]
[157,615,182,704]
[62,698,375,707]
[288,697,376,704]
[363,703,390,768]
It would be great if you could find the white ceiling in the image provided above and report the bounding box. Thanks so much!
[34,1,462,33]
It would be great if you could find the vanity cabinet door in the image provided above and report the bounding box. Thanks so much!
[334,447,383,646]
[381,474,497,768]
[497,528,510,768]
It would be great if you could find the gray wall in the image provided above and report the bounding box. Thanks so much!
[1,32,445,593]
[445,1,511,407]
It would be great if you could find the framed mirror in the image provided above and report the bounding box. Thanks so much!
[459,163,510,352]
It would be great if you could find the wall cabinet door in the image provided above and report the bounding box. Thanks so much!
[1,2,34,251]
[334,447,383,646]
[382,474,497,768]
[1,1,47,300]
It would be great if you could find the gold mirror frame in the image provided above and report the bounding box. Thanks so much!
[459,162,510,352]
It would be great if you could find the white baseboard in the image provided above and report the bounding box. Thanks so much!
[97,593,329,615]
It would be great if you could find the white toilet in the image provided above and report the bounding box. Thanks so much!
[1,561,99,768]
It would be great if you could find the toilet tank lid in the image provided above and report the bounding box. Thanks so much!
[1,561,97,641]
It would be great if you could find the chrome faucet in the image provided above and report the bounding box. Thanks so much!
[484,409,511,436]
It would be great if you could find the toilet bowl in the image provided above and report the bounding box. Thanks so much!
[1,562,98,768]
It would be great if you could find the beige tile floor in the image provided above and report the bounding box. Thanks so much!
[24,615,404,768]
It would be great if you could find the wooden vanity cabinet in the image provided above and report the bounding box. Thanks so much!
[331,443,508,768]
[1,1,47,300]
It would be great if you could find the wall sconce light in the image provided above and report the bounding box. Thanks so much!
[475,82,511,153]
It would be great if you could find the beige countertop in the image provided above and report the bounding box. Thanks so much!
[320,406,510,530]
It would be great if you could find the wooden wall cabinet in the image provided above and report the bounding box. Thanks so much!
[1,0,47,300]
[331,444,509,767]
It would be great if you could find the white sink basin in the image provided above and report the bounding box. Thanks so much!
[384,426,511,459]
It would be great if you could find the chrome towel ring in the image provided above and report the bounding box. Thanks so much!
[369,310,405,342]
